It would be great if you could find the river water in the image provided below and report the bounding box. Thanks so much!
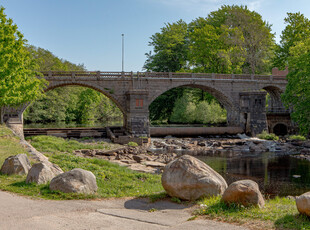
[196,151,310,197]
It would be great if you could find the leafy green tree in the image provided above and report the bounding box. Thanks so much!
[206,5,275,74]
[0,7,46,122]
[282,38,310,135]
[170,94,196,123]
[273,12,310,69]
[144,20,188,72]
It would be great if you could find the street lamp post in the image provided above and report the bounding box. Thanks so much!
[122,34,124,72]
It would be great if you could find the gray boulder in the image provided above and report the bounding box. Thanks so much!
[222,180,265,208]
[0,154,31,175]
[296,192,310,216]
[161,155,227,201]
[26,162,63,184]
[49,168,97,194]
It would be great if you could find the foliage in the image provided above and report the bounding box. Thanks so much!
[0,7,46,122]
[127,141,138,147]
[144,20,188,72]
[195,100,227,124]
[288,135,306,141]
[257,131,279,140]
[282,37,310,135]
[145,5,275,74]
[197,196,310,230]
[205,5,275,74]
[170,94,196,123]
[273,12,310,69]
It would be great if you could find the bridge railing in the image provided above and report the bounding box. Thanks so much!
[41,71,287,82]
[266,107,290,114]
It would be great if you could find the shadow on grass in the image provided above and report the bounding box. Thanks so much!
[274,213,310,230]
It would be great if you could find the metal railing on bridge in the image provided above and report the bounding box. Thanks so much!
[266,107,290,114]
[41,71,287,82]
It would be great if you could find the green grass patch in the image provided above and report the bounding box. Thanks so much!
[0,125,27,166]
[288,135,307,141]
[0,131,163,199]
[197,196,310,229]
[257,131,279,141]
[26,135,117,154]
[128,141,138,147]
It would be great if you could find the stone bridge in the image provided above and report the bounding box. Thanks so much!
[4,69,289,137]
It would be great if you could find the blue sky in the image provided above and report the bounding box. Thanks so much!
[1,0,309,71]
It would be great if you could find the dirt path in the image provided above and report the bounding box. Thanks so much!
[0,190,248,230]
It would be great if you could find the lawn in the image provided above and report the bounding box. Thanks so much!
[0,126,164,199]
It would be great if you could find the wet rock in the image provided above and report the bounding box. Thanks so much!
[0,154,31,175]
[296,192,310,216]
[26,162,63,184]
[49,168,97,194]
[161,155,227,201]
[222,180,265,208]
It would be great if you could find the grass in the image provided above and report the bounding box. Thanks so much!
[0,125,27,166]
[257,131,279,141]
[0,129,164,199]
[197,196,310,230]
[26,135,119,154]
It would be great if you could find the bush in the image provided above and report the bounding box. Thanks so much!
[257,131,279,140]
[288,135,306,141]
[128,142,138,147]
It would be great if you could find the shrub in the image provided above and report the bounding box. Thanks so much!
[257,131,279,140]
[128,141,138,147]
[288,135,306,141]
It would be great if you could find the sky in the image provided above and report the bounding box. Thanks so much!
[1,0,309,71]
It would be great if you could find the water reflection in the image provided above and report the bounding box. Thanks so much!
[196,151,310,197]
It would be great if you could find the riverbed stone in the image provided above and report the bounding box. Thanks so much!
[0,154,31,175]
[296,192,310,216]
[26,162,63,184]
[222,180,265,208]
[49,168,97,194]
[161,155,227,201]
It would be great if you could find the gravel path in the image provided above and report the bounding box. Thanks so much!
[0,190,249,230]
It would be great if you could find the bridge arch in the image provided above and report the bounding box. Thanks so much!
[42,82,126,115]
[22,82,126,127]
[261,85,286,112]
[148,83,239,126]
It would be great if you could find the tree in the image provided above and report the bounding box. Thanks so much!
[206,5,275,74]
[273,12,310,69]
[282,38,310,135]
[0,7,46,122]
[143,20,188,72]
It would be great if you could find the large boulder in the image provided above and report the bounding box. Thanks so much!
[0,154,31,175]
[161,155,227,200]
[222,180,265,208]
[49,168,97,194]
[26,162,63,184]
[296,192,310,216]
